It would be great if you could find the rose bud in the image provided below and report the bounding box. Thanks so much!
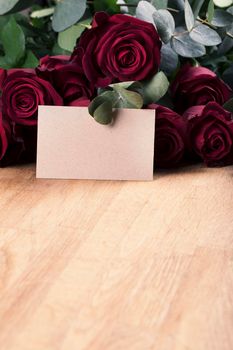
[1,69,63,126]
[184,102,233,167]
[149,104,187,168]
[71,12,161,87]
[36,55,95,105]
[171,65,232,113]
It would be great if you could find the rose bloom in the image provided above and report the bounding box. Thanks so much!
[36,55,94,105]
[1,69,63,126]
[149,104,187,168]
[184,102,233,167]
[72,12,161,87]
[0,107,11,161]
[171,65,232,113]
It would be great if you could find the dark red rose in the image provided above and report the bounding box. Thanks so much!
[36,55,95,105]
[184,102,233,167]
[72,12,161,87]
[1,69,63,126]
[171,65,232,113]
[69,98,90,107]
[149,104,187,168]
[0,68,6,90]
[0,108,11,161]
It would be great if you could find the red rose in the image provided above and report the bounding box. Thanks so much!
[184,102,233,167]
[1,69,63,126]
[0,68,6,90]
[72,12,161,87]
[171,65,232,113]
[149,104,187,168]
[36,55,95,105]
[0,107,11,161]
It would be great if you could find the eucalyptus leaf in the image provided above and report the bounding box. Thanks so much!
[58,19,91,52]
[185,0,195,31]
[0,0,33,15]
[160,43,179,75]
[168,0,185,10]
[190,24,222,45]
[88,91,117,116]
[31,8,55,19]
[153,10,175,43]
[207,0,215,22]
[93,101,114,125]
[142,71,169,105]
[113,86,144,108]
[52,0,87,32]
[211,9,233,26]
[192,0,205,18]
[172,27,206,57]
[136,0,156,24]
[151,0,168,9]
[213,0,233,8]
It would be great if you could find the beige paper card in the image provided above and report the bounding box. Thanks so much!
[36,106,155,181]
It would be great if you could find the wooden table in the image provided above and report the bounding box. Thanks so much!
[0,164,233,350]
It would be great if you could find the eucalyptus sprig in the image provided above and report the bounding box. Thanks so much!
[88,72,169,125]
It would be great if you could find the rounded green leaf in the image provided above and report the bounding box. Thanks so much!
[185,0,195,31]
[213,0,233,8]
[58,19,91,52]
[190,24,222,46]
[171,27,206,57]
[0,0,33,15]
[153,9,175,43]
[52,0,87,32]
[93,101,114,125]
[211,9,233,26]
[136,0,156,24]
[113,86,144,109]
[142,71,169,104]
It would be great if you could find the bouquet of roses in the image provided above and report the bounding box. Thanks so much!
[0,0,233,168]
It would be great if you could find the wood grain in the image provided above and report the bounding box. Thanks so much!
[0,164,233,350]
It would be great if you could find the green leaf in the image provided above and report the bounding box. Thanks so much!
[185,0,195,31]
[21,50,39,68]
[171,27,206,57]
[192,0,205,18]
[151,0,168,9]
[52,0,87,32]
[93,101,114,125]
[190,24,222,46]
[213,0,233,8]
[30,7,55,19]
[223,97,233,113]
[136,0,156,24]
[160,43,179,76]
[153,10,175,43]
[113,86,144,108]
[0,0,33,15]
[211,9,233,26]
[0,16,25,68]
[58,19,91,52]
[142,71,169,105]
[207,0,215,22]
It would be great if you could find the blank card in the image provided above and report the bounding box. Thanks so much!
[36,106,155,181]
